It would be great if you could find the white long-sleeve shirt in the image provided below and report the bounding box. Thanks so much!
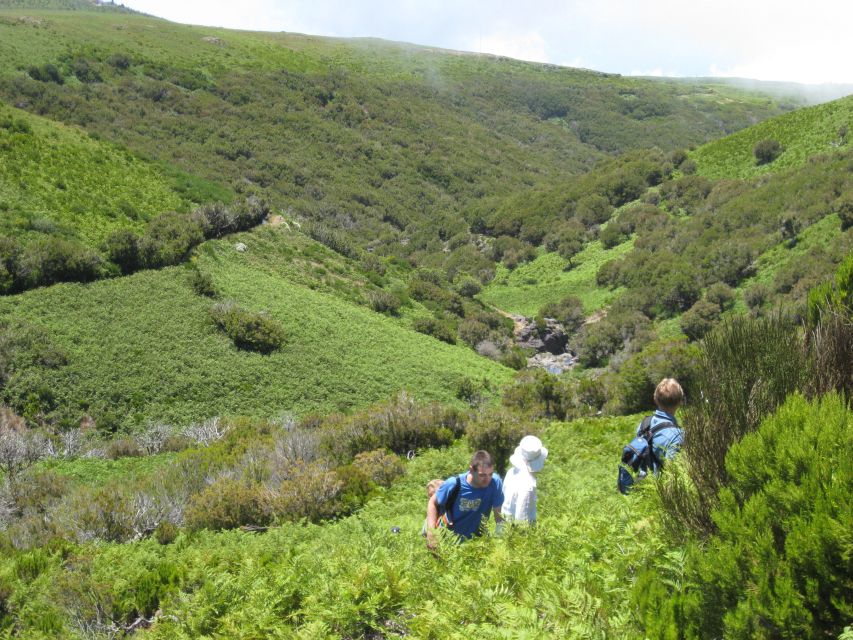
[501,466,538,522]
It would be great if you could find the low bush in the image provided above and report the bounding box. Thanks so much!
[753,137,782,165]
[210,302,286,353]
[318,392,466,462]
[412,317,456,344]
[367,289,401,315]
[184,477,271,532]
[466,408,534,475]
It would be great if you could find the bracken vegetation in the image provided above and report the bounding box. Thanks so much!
[1,2,852,637]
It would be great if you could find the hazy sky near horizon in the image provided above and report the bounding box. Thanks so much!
[119,0,851,85]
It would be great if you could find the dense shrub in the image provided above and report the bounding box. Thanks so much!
[501,369,571,420]
[188,267,217,298]
[639,394,852,640]
[139,211,205,268]
[753,137,782,165]
[27,63,63,84]
[660,315,805,537]
[185,477,271,531]
[458,318,490,347]
[835,193,853,231]
[210,302,286,353]
[103,229,140,275]
[466,409,534,475]
[317,392,466,463]
[105,437,144,459]
[412,317,456,344]
[680,299,721,341]
[609,339,700,415]
[704,282,735,311]
[267,460,344,522]
[367,289,401,315]
[539,295,586,334]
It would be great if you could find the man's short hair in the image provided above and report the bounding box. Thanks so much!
[470,450,494,470]
[654,378,684,411]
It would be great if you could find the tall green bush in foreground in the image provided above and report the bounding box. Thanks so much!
[660,315,805,536]
[638,394,853,639]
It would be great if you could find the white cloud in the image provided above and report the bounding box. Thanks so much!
[473,31,549,64]
[628,68,680,78]
[118,0,853,84]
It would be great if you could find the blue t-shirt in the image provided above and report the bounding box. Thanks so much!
[435,472,504,539]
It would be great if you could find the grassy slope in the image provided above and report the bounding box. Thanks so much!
[0,8,802,255]
[0,228,513,430]
[0,103,190,244]
[2,414,651,638]
[691,94,853,180]
[479,239,632,316]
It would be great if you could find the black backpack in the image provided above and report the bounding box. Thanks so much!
[617,416,674,494]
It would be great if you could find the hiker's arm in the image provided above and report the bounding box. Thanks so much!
[426,495,439,548]
[493,507,504,524]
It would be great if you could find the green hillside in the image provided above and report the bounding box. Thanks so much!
[0,414,652,638]
[0,6,802,264]
[479,239,633,316]
[691,94,853,179]
[0,227,513,430]
[0,104,191,245]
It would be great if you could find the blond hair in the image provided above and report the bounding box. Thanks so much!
[426,478,444,497]
[654,378,684,412]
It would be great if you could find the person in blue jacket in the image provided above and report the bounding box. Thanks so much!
[639,377,684,473]
[425,450,505,549]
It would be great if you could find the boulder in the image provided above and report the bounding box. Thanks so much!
[514,317,568,355]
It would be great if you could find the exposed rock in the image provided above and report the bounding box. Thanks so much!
[527,352,578,375]
[235,242,248,252]
[514,316,567,355]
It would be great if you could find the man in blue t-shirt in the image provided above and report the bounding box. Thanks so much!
[426,450,505,548]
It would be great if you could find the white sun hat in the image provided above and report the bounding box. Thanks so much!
[509,435,548,472]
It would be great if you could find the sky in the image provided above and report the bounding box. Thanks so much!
[117,0,853,85]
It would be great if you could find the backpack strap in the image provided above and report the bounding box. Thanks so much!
[439,475,462,528]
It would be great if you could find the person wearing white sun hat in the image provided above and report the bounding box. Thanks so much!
[501,435,548,524]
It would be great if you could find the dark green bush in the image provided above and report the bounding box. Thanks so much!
[639,394,853,639]
[680,299,721,341]
[189,268,217,298]
[466,409,534,476]
[267,461,344,523]
[754,137,782,165]
[318,392,465,462]
[501,368,570,419]
[367,289,401,315]
[539,295,585,334]
[154,521,179,545]
[412,317,456,344]
[663,315,805,537]
[704,282,735,311]
[458,318,490,347]
[105,437,144,459]
[103,229,140,275]
[499,345,529,370]
[3,237,103,291]
[835,193,853,231]
[139,211,205,268]
[210,302,286,353]
[27,63,63,84]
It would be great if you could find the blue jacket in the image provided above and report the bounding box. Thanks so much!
[637,409,683,472]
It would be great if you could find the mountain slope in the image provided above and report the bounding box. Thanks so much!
[0,6,803,257]
[0,227,513,430]
[691,94,853,180]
